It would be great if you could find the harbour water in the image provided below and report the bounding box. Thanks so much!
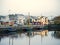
[0,30,60,45]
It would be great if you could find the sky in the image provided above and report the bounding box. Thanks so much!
[0,0,60,17]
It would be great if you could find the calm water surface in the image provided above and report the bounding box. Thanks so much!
[0,30,60,45]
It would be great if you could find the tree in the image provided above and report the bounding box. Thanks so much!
[53,16,60,24]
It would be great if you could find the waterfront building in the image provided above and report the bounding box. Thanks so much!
[9,14,17,23]
[9,14,26,25]
[30,16,39,25]
[0,15,10,26]
[0,14,48,26]
[37,16,48,25]
[16,14,25,25]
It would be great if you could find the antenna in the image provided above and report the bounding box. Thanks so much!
[8,9,11,15]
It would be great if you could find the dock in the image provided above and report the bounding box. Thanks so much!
[0,25,44,32]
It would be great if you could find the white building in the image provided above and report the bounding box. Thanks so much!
[8,14,26,25]
[15,14,25,25]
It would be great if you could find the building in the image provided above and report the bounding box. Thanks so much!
[0,15,12,26]
[0,14,48,26]
[31,16,48,25]
[0,16,5,25]
[9,14,17,24]
[37,16,48,25]
[16,14,25,25]
[30,16,40,25]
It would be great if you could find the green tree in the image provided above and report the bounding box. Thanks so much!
[53,16,60,24]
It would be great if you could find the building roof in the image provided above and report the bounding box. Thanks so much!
[15,14,24,16]
[30,16,38,19]
[0,16,6,18]
[0,16,6,20]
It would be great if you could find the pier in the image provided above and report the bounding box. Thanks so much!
[0,24,60,32]
[0,25,44,32]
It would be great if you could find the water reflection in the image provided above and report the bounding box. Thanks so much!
[0,30,60,45]
[53,31,60,39]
